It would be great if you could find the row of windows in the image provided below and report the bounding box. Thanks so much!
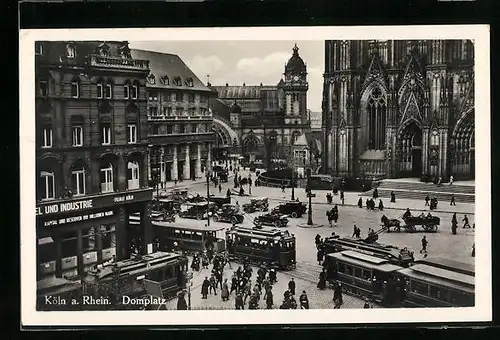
[148,91,208,103]
[40,161,141,200]
[150,123,212,135]
[37,79,141,100]
[409,279,474,306]
[148,106,209,117]
[40,124,138,148]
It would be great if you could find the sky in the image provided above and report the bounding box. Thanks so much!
[129,40,324,112]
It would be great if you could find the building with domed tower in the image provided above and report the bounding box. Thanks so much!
[321,40,475,182]
[209,44,314,169]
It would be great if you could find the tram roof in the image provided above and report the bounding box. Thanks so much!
[229,226,291,237]
[328,251,401,272]
[398,266,475,294]
[406,264,475,287]
[152,221,226,232]
[416,257,475,276]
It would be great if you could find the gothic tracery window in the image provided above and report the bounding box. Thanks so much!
[367,87,387,150]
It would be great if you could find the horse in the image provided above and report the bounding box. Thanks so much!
[381,215,401,232]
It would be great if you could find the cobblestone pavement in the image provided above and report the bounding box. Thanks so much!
[158,170,475,309]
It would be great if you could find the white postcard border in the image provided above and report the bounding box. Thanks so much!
[20,25,491,326]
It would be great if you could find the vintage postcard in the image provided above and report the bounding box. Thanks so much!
[19,25,491,326]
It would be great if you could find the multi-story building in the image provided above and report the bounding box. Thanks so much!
[130,49,215,185]
[209,44,311,168]
[322,40,475,180]
[35,41,153,283]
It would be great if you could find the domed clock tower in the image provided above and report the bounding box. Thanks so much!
[283,44,308,125]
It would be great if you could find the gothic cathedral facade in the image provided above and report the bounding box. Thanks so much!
[321,40,475,181]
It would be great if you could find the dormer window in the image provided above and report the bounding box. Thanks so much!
[186,77,194,87]
[147,74,156,85]
[162,76,169,85]
[35,42,43,56]
[120,44,131,59]
[66,43,76,59]
[174,76,182,86]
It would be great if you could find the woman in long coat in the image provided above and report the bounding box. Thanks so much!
[221,279,230,301]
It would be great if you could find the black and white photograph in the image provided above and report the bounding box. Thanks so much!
[20,26,490,326]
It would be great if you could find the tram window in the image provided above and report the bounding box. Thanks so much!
[345,265,353,276]
[174,229,181,234]
[430,286,448,301]
[412,281,429,296]
[362,270,371,281]
[338,262,345,273]
[193,232,202,240]
[353,267,362,278]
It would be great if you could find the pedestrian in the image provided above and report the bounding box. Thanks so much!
[363,299,371,309]
[218,183,222,193]
[266,289,274,309]
[235,293,244,310]
[317,270,327,290]
[230,275,238,294]
[449,175,454,186]
[288,278,296,296]
[174,178,178,186]
[425,194,430,206]
[437,176,442,186]
[352,225,358,238]
[390,191,396,203]
[462,214,471,228]
[201,277,209,299]
[333,283,343,309]
[378,199,384,211]
[281,183,285,193]
[471,243,475,257]
[373,188,379,199]
[420,236,428,254]
[177,291,188,310]
[357,197,363,208]
[315,234,321,246]
[450,194,456,206]
[340,190,345,205]
[209,275,217,295]
[451,219,457,235]
[248,294,259,310]
[221,279,230,301]
[299,290,309,309]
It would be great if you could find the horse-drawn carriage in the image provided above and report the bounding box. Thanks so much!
[381,213,440,233]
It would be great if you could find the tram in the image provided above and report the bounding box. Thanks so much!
[226,226,296,270]
[397,257,475,307]
[325,250,475,308]
[152,221,226,254]
[82,251,188,309]
[323,235,414,267]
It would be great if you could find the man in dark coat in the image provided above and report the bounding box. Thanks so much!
[317,248,324,266]
[177,292,188,310]
[288,278,296,296]
[317,270,327,290]
[235,293,244,310]
[390,191,396,203]
[450,194,456,206]
[333,283,343,309]
[340,190,345,205]
[266,289,274,309]
[201,277,210,299]
[357,197,363,208]
[463,214,471,228]
[378,199,384,211]
[373,188,378,199]
[420,236,428,254]
[425,194,430,206]
[299,291,309,309]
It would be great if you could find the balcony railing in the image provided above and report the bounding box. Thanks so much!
[89,55,150,71]
[148,115,213,121]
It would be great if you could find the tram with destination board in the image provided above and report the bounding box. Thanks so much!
[81,251,188,310]
[152,221,226,254]
[323,235,415,267]
[226,226,296,270]
[325,250,474,308]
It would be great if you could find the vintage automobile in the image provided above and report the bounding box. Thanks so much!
[208,195,231,209]
[186,193,207,204]
[272,201,307,218]
[253,212,289,228]
[242,197,269,213]
[212,204,245,224]
[178,202,216,220]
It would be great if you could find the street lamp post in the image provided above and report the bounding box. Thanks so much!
[206,160,211,226]
[291,152,295,201]
[248,173,252,195]
[304,145,313,225]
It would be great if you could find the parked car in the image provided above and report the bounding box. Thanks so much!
[272,201,307,218]
[253,212,289,228]
[242,197,269,213]
[178,202,215,220]
[212,204,245,224]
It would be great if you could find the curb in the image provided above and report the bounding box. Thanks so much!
[297,223,324,229]
[246,194,475,215]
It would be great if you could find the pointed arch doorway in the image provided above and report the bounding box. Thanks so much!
[400,122,423,177]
